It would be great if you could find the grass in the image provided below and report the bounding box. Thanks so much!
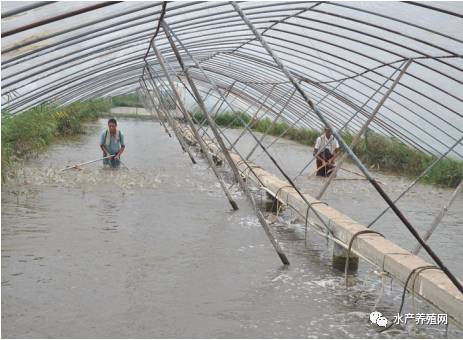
[111,93,143,108]
[192,110,463,188]
[2,100,110,180]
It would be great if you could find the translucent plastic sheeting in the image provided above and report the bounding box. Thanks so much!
[1,1,462,158]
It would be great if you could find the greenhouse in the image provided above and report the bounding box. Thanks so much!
[1,1,463,338]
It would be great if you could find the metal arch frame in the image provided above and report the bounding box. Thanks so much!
[0,6,456,105]
[3,12,300,86]
[4,39,245,107]
[169,64,443,159]
[6,33,456,146]
[165,3,463,83]
[224,45,463,140]
[6,56,146,107]
[227,46,463,152]
[6,46,456,158]
[3,1,461,73]
[1,1,203,65]
[1,1,462,160]
[3,25,268,95]
[292,8,463,75]
[5,51,458,159]
[2,1,460,89]
[229,1,463,296]
[1,2,162,54]
[1,2,122,38]
[184,53,462,156]
[14,36,434,140]
[238,38,462,121]
[1,1,279,67]
[265,25,463,104]
[8,23,460,135]
[1,2,56,19]
[10,64,147,112]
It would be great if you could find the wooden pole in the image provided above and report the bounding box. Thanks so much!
[316,59,412,200]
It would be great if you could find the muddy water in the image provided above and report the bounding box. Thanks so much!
[2,119,462,338]
[224,128,463,277]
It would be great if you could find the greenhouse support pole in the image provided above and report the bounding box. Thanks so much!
[140,78,173,137]
[200,82,237,138]
[210,81,238,116]
[228,84,278,149]
[163,19,340,236]
[246,87,297,159]
[221,88,268,133]
[231,0,463,295]
[368,134,463,228]
[316,58,413,199]
[151,40,239,211]
[141,79,171,132]
[141,78,181,143]
[143,74,197,165]
[412,180,463,255]
[161,23,290,265]
[197,88,216,126]
[291,59,410,180]
[252,79,346,162]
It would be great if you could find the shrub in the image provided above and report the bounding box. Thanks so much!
[111,93,143,108]
[191,111,462,188]
[2,100,110,180]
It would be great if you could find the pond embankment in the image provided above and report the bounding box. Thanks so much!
[100,107,155,120]
[193,111,463,188]
[1,100,110,180]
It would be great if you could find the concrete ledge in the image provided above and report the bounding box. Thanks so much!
[176,123,463,326]
[228,152,463,327]
[176,123,224,165]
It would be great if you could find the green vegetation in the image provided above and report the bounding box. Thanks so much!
[192,110,463,188]
[353,131,463,188]
[2,100,110,180]
[111,93,143,108]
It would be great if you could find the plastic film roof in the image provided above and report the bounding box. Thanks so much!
[1,1,462,158]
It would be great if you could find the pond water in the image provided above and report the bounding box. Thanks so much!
[2,118,462,338]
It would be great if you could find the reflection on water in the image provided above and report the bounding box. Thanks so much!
[2,119,462,338]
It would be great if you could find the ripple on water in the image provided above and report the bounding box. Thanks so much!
[5,166,162,191]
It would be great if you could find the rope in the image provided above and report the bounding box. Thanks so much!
[344,230,384,288]
[379,265,441,333]
[304,200,328,246]
[271,185,294,213]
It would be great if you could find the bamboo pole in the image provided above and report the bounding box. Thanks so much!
[143,69,197,165]
[151,40,239,211]
[230,0,463,294]
[412,180,463,255]
[316,59,412,200]
[162,21,290,265]
[245,87,297,160]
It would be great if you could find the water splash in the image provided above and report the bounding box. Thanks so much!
[5,166,162,191]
